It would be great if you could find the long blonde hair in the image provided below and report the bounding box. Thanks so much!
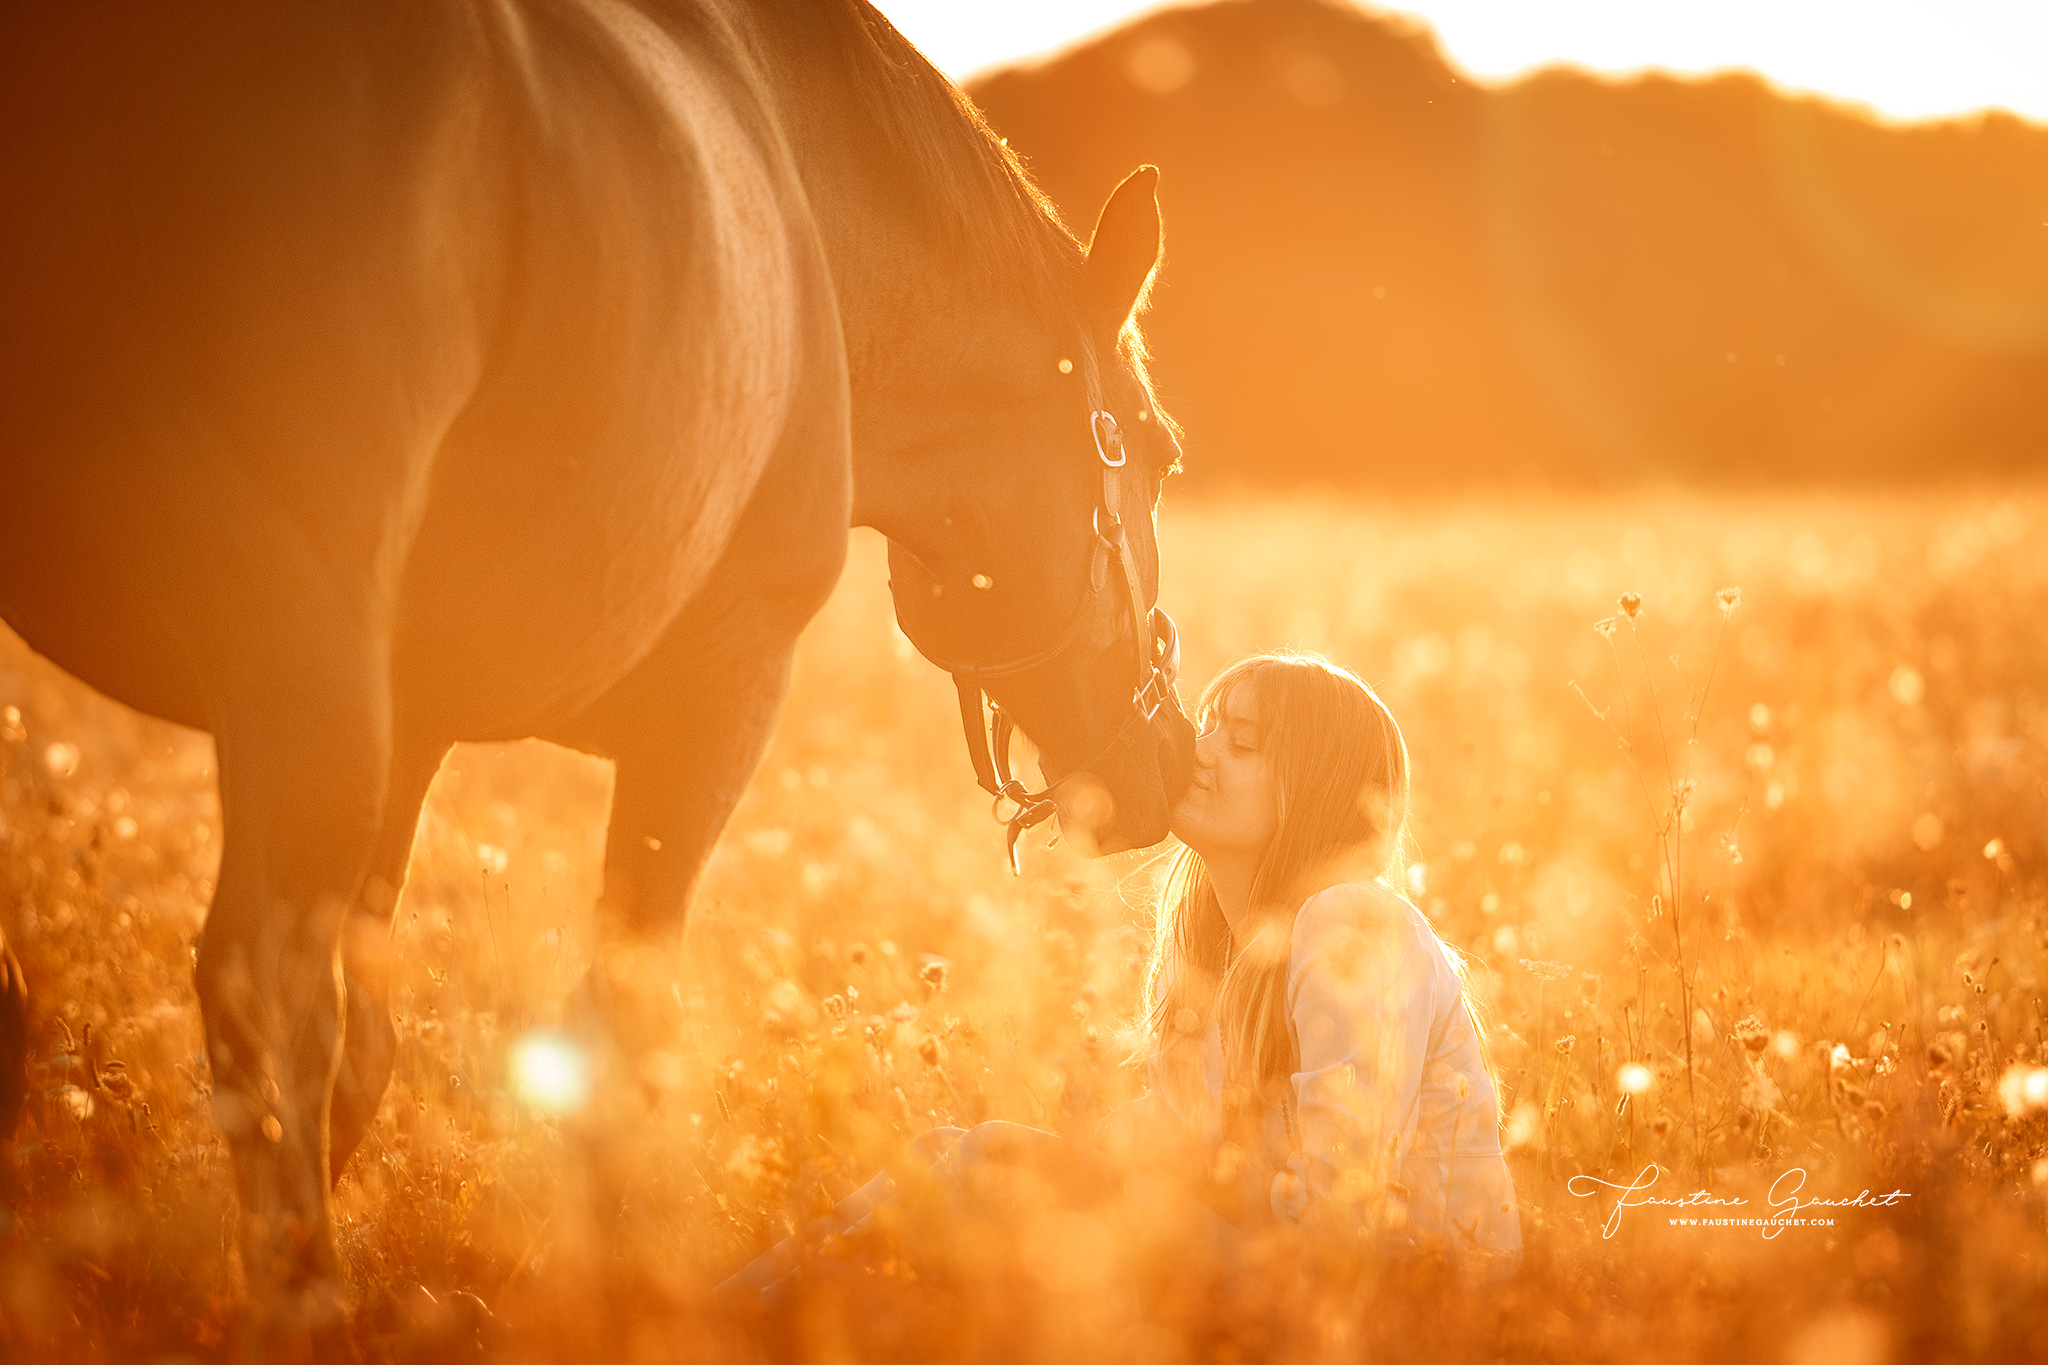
[1136,651,1417,1141]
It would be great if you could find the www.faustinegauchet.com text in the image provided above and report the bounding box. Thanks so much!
[1667,1218,1834,1227]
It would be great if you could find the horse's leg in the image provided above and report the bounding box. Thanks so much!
[193,642,390,1329]
[329,741,450,1184]
[561,582,815,980]
[557,412,848,991]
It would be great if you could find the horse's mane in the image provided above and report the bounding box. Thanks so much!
[822,2,1177,450]
[828,2,1084,292]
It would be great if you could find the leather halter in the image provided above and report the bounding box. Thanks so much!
[910,380,1181,874]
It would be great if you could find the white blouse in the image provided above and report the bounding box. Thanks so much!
[1145,880,1524,1270]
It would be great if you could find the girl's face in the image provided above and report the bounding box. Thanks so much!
[1168,679,1279,861]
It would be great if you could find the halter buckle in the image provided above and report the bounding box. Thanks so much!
[1090,410,1126,468]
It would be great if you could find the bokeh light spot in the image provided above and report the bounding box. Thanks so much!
[510,1031,590,1114]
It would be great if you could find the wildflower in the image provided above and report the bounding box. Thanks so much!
[916,1035,943,1067]
[1593,617,1618,639]
[1716,586,1741,615]
[1617,593,1642,619]
[1554,1035,1576,1055]
[1736,1016,1771,1053]
[918,957,951,994]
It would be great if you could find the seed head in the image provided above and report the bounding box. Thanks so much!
[1651,1115,1672,1135]
[916,1035,943,1066]
[1594,617,1618,639]
[1618,593,1643,619]
[1716,586,1741,616]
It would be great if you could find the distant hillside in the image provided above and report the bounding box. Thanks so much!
[967,0,2048,486]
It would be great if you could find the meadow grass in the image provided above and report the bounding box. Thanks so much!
[1,486,2045,1362]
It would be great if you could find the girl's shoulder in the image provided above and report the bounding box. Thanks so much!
[1295,879,1428,940]
[1289,881,1438,988]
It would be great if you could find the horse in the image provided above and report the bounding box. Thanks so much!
[0,0,1194,1328]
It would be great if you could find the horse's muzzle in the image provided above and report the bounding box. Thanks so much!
[1051,631,1196,856]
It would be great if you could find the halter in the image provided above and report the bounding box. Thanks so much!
[905,359,1181,874]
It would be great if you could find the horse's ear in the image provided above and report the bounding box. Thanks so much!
[1082,165,1162,337]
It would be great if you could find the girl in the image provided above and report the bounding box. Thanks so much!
[720,651,1522,1297]
[1131,650,1522,1265]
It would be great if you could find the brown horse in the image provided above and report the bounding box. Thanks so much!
[0,0,1193,1324]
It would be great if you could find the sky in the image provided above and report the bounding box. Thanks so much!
[872,0,2048,124]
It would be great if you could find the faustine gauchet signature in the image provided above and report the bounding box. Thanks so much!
[1567,1164,1911,1239]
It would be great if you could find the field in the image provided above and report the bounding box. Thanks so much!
[2,487,2046,1362]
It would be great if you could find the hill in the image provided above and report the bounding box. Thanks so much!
[968,0,2048,486]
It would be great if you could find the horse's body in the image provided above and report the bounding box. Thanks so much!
[0,0,1190,1322]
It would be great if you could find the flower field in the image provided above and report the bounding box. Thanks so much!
[2,487,2045,1362]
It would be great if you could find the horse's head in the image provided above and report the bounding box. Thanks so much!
[869,166,1196,865]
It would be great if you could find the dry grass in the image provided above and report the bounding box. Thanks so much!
[2,487,2046,1362]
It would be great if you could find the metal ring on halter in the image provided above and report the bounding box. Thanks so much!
[1092,504,1123,544]
[1091,410,1126,467]
[992,781,1038,826]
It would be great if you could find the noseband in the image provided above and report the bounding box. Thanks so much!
[915,399,1181,874]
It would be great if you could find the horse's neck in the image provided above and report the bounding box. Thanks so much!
[755,2,1073,470]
